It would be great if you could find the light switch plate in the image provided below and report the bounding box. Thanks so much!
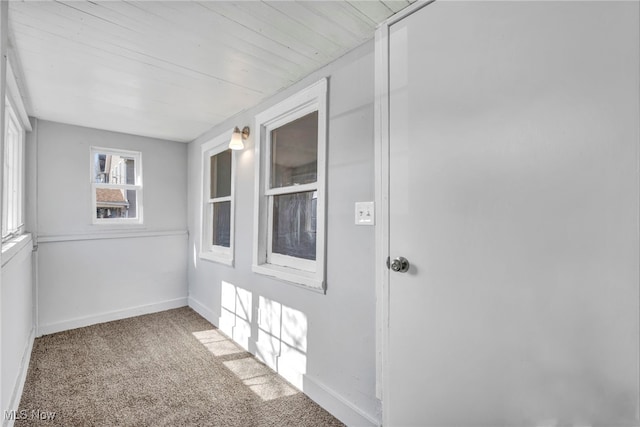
[355,201,375,225]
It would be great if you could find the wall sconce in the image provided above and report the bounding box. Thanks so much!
[229,126,250,150]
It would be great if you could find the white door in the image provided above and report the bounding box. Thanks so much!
[384,2,639,426]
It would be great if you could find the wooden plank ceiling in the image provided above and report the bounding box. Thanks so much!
[8,1,414,143]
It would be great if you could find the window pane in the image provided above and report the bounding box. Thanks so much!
[2,121,9,236]
[125,158,135,184]
[3,111,20,237]
[272,191,317,260]
[94,153,136,184]
[95,188,137,219]
[210,150,232,199]
[212,201,231,248]
[270,111,318,188]
[126,189,137,218]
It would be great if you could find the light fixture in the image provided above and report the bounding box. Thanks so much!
[229,126,250,150]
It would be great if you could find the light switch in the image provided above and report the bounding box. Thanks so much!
[355,201,375,225]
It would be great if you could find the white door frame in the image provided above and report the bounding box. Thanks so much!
[373,0,435,414]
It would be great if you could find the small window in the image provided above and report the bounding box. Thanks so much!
[90,147,142,224]
[253,78,328,291]
[2,100,25,241]
[201,131,236,265]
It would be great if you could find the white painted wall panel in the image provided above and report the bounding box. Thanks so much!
[34,120,188,335]
[1,237,33,419]
[187,41,379,427]
[37,234,187,335]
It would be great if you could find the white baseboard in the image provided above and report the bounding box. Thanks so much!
[3,327,36,427]
[303,375,380,427]
[37,297,188,336]
[188,296,217,326]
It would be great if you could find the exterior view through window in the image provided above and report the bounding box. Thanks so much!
[91,148,142,224]
[209,149,232,248]
[270,111,318,261]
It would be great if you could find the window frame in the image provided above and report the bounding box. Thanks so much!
[90,146,143,225]
[252,78,328,292]
[200,130,236,266]
[2,98,25,242]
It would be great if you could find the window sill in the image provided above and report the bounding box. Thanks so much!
[92,220,144,227]
[2,233,33,268]
[252,263,325,294]
[200,252,234,267]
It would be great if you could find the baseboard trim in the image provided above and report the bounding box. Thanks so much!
[37,297,188,336]
[3,327,36,427]
[303,375,380,427]
[188,296,218,327]
[37,229,188,244]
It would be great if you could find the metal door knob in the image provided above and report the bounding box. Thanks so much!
[390,256,410,273]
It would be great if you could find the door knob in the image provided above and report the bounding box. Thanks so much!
[388,256,410,273]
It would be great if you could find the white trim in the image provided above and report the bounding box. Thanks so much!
[384,0,433,27]
[209,195,231,203]
[251,264,325,293]
[94,183,142,191]
[254,79,328,133]
[199,129,236,266]
[37,297,188,336]
[36,229,187,243]
[263,102,319,138]
[268,253,315,273]
[1,233,31,267]
[302,375,380,427]
[264,182,317,197]
[3,328,35,427]
[373,20,390,402]
[2,100,26,241]
[252,78,328,292]
[188,296,217,326]
[199,251,234,267]
[374,0,436,418]
[5,61,31,132]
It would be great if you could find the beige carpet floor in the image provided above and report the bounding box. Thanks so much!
[16,307,345,427]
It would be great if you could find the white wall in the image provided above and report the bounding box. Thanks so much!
[34,120,188,335]
[187,41,380,426]
[0,2,35,423]
[35,120,187,237]
[1,236,33,424]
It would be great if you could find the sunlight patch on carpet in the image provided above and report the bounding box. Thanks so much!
[192,329,244,357]
[223,357,299,401]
